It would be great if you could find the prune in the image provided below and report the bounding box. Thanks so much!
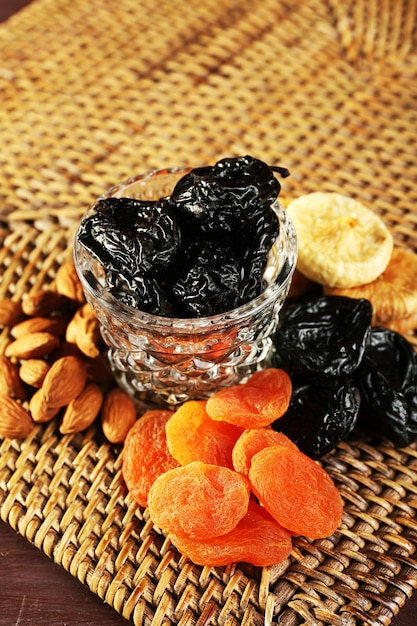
[274,296,372,379]
[171,155,288,235]
[170,156,286,309]
[357,327,417,446]
[272,378,361,459]
[170,238,241,317]
[214,155,290,202]
[239,205,280,301]
[105,271,177,316]
[78,197,180,277]
[77,156,289,318]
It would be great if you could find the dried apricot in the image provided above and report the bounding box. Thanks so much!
[232,428,297,475]
[122,409,179,507]
[165,400,243,469]
[147,461,250,539]
[206,368,292,428]
[169,499,293,567]
[249,445,343,539]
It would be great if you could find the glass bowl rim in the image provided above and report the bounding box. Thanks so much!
[74,167,298,331]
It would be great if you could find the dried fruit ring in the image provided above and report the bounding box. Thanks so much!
[324,247,417,334]
[287,192,393,288]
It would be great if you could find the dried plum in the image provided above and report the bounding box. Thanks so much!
[78,197,180,277]
[170,156,284,306]
[239,205,280,301]
[273,296,373,379]
[170,155,288,235]
[171,240,241,317]
[272,377,361,459]
[105,271,177,317]
[357,327,417,446]
[77,156,289,318]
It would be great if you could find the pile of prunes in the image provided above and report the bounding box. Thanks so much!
[77,156,290,318]
[272,295,417,457]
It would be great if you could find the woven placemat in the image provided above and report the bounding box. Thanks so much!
[1,0,417,624]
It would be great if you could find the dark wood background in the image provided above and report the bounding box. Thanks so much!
[0,2,416,625]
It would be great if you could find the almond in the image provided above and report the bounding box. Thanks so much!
[5,332,60,359]
[11,316,69,339]
[0,299,25,327]
[60,383,103,434]
[19,359,50,388]
[42,355,87,407]
[22,289,68,317]
[66,303,101,358]
[0,355,27,399]
[101,387,137,444]
[0,394,34,438]
[55,259,85,304]
[29,387,60,423]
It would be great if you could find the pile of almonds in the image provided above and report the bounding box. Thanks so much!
[0,259,137,443]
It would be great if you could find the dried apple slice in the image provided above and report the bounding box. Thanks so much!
[324,247,417,333]
[287,192,393,288]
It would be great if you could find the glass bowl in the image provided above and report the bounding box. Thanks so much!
[74,167,297,408]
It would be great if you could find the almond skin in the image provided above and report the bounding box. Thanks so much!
[5,332,60,359]
[20,359,50,388]
[42,355,87,407]
[60,383,104,434]
[11,316,69,339]
[101,387,137,444]
[29,387,60,423]
[0,355,27,399]
[0,394,34,438]
[0,299,25,327]
[22,290,68,317]
[66,303,101,358]
[55,259,85,304]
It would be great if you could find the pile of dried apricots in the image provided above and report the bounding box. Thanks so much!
[122,189,417,568]
[122,368,343,567]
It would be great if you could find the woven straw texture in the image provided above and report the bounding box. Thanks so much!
[1,0,417,624]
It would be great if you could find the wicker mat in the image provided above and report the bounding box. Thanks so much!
[1,0,417,624]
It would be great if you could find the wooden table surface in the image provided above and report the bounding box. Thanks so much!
[1,2,417,625]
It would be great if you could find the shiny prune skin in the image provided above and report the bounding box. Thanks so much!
[78,197,180,277]
[274,296,373,379]
[170,157,284,309]
[77,156,289,317]
[357,327,417,446]
[105,271,177,317]
[272,378,361,459]
[171,239,241,317]
[239,205,280,301]
[171,155,288,236]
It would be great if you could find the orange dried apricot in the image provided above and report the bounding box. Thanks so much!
[122,365,345,568]
[206,368,292,429]
[165,400,243,469]
[122,409,179,507]
[147,461,250,539]
[249,444,343,539]
[169,499,293,567]
[232,428,297,475]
